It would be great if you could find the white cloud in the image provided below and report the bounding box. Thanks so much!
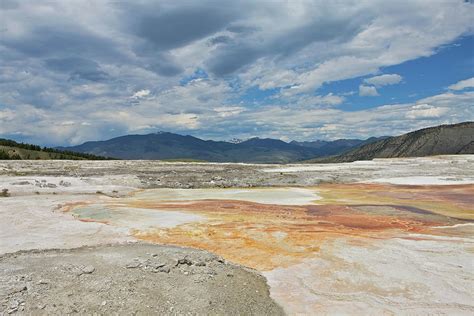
[405,104,447,120]
[1,88,472,145]
[60,121,76,126]
[234,90,474,140]
[311,93,345,106]
[448,77,474,91]
[0,109,16,121]
[251,1,474,95]
[131,89,151,99]
[364,74,402,87]
[280,93,345,108]
[214,106,245,117]
[359,85,379,96]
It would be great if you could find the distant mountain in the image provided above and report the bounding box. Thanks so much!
[291,137,388,156]
[59,133,382,163]
[241,137,310,151]
[228,138,244,144]
[317,122,474,163]
[60,133,234,161]
[290,139,329,149]
[0,138,110,160]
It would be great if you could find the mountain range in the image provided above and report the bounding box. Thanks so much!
[316,121,474,163]
[59,132,386,163]
[14,121,472,163]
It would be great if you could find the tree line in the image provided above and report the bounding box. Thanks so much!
[0,138,114,160]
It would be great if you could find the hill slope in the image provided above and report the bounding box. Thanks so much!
[0,139,110,160]
[60,133,382,163]
[321,122,474,163]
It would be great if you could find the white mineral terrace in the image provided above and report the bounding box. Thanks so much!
[1,156,473,315]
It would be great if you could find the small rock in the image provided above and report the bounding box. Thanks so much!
[66,306,78,314]
[7,299,22,314]
[150,263,166,272]
[81,265,95,274]
[204,268,217,276]
[101,301,107,306]
[193,275,207,283]
[176,258,192,266]
[125,262,141,269]
[9,285,27,294]
[59,180,71,187]
[12,181,30,185]
[157,267,170,273]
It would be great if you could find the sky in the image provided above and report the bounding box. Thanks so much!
[0,0,473,146]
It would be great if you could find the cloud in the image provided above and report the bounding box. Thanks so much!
[0,0,19,10]
[448,77,474,90]
[147,53,184,77]
[251,1,474,95]
[236,90,474,141]
[226,24,257,34]
[214,106,245,117]
[207,45,262,76]
[359,85,379,96]
[208,35,233,46]
[364,74,402,87]
[280,93,345,108]
[46,57,109,82]
[1,1,473,145]
[206,6,372,76]
[131,89,151,99]
[358,74,402,98]
[128,3,238,51]
[405,104,447,119]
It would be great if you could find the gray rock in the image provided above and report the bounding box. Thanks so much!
[125,262,141,269]
[176,258,192,266]
[81,265,95,274]
[154,266,170,273]
[9,284,27,294]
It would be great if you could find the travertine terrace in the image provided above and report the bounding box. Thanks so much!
[1,155,473,314]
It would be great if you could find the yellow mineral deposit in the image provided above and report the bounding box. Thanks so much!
[67,183,472,271]
[53,173,474,315]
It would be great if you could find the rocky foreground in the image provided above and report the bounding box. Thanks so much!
[0,244,283,315]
